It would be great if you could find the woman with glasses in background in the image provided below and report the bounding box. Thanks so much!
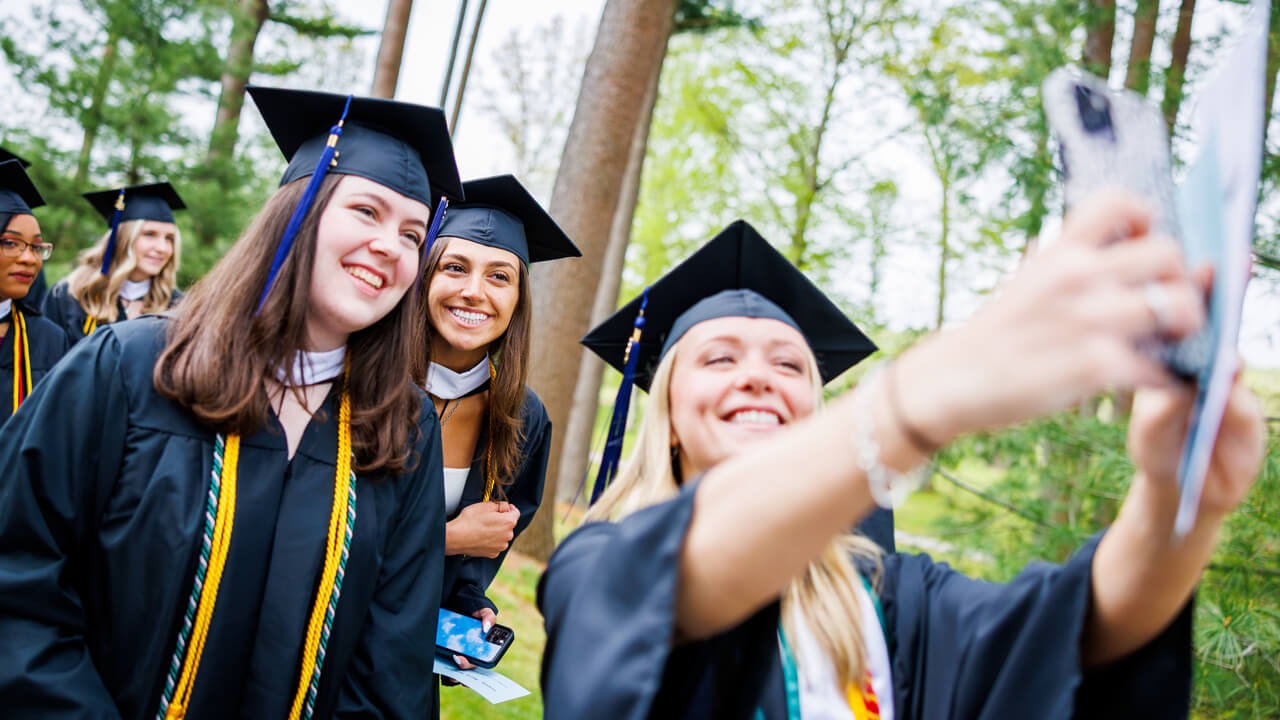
[0,157,68,424]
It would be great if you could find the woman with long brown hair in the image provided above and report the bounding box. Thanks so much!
[0,86,463,720]
[416,174,578,661]
[539,212,1264,719]
[43,182,185,343]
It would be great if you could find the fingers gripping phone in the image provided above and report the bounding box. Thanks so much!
[1043,68,1212,379]
[436,608,514,669]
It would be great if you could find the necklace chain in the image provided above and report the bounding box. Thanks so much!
[437,396,462,426]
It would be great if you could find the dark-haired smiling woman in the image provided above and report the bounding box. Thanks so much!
[0,158,68,425]
[417,175,579,662]
[0,87,463,719]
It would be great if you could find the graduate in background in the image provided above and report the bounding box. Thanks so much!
[416,175,579,664]
[0,86,464,719]
[0,148,50,310]
[539,208,1265,720]
[0,158,68,424]
[43,182,186,343]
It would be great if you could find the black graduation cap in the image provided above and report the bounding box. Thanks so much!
[584,220,877,392]
[82,182,186,226]
[437,175,580,266]
[0,160,45,216]
[247,85,463,204]
[0,147,30,168]
[246,86,466,311]
[581,220,877,501]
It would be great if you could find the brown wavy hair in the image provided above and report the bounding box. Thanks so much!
[416,236,532,499]
[155,174,425,475]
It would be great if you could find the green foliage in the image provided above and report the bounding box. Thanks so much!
[932,391,1280,716]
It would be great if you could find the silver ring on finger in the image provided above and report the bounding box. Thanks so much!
[1143,282,1175,334]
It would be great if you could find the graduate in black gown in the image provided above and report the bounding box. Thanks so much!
[0,149,51,312]
[539,209,1266,720]
[415,175,579,660]
[0,86,466,719]
[43,182,187,344]
[0,158,69,425]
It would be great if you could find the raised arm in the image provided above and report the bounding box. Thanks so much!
[677,193,1208,640]
[1085,376,1264,665]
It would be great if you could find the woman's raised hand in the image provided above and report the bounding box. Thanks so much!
[896,190,1207,446]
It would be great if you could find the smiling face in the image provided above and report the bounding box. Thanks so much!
[304,175,429,351]
[0,214,43,301]
[129,220,177,281]
[667,316,819,478]
[426,237,522,370]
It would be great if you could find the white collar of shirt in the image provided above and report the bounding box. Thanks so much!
[0,299,11,319]
[120,278,151,301]
[425,355,489,399]
[276,346,347,387]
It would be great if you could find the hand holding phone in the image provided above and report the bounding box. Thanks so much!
[1043,68,1211,380]
[436,607,514,669]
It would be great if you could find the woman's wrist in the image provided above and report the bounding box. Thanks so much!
[889,336,968,448]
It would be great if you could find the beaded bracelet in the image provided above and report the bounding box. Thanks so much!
[853,362,931,509]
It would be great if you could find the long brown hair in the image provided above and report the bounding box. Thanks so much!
[66,218,181,320]
[417,236,532,499]
[155,174,425,475]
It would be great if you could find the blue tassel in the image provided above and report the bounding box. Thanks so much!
[99,189,126,276]
[590,288,649,504]
[255,94,354,315]
[414,196,449,296]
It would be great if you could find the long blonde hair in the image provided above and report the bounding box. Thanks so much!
[586,338,882,691]
[65,219,181,323]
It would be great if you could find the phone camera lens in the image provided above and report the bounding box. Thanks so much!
[1073,85,1113,135]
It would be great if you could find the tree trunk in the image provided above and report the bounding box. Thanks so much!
[514,0,679,562]
[552,45,665,506]
[207,0,270,164]
[448,0,489,132]
[1263,0,1280,149]
[1124,0,1159,94]
[1162,0,1196,136]
[371,0,415,98]
[438,0,470,107]
[74,31,120,186]
[1081,0,1117,79]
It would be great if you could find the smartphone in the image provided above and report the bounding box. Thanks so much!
[435,608,514,669]
[1043,68,1211,380]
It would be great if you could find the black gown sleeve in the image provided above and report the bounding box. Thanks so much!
[537,481,778,720]
[40,280,85,344]
[445,391,552,617]
[333,402,446,720]
[0,329,130,719]
[882,534,1192,720]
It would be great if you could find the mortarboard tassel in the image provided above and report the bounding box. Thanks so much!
[99,189,126,276]
[255,94,354,314]
[590,288,648,504]
[414,196,449,296]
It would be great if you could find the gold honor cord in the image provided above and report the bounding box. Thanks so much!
[158,384,357,720]
[163,435,240,720]
[82,314,97,336]
[482,357,497,502]
[287,389,356,720]
[11,308,31,411]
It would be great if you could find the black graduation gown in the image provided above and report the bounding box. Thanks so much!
[0,317,446,720]
[0,298,69,424]
[537,481,1193,720]
[42,277,185,345]
[441,387,552,616]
